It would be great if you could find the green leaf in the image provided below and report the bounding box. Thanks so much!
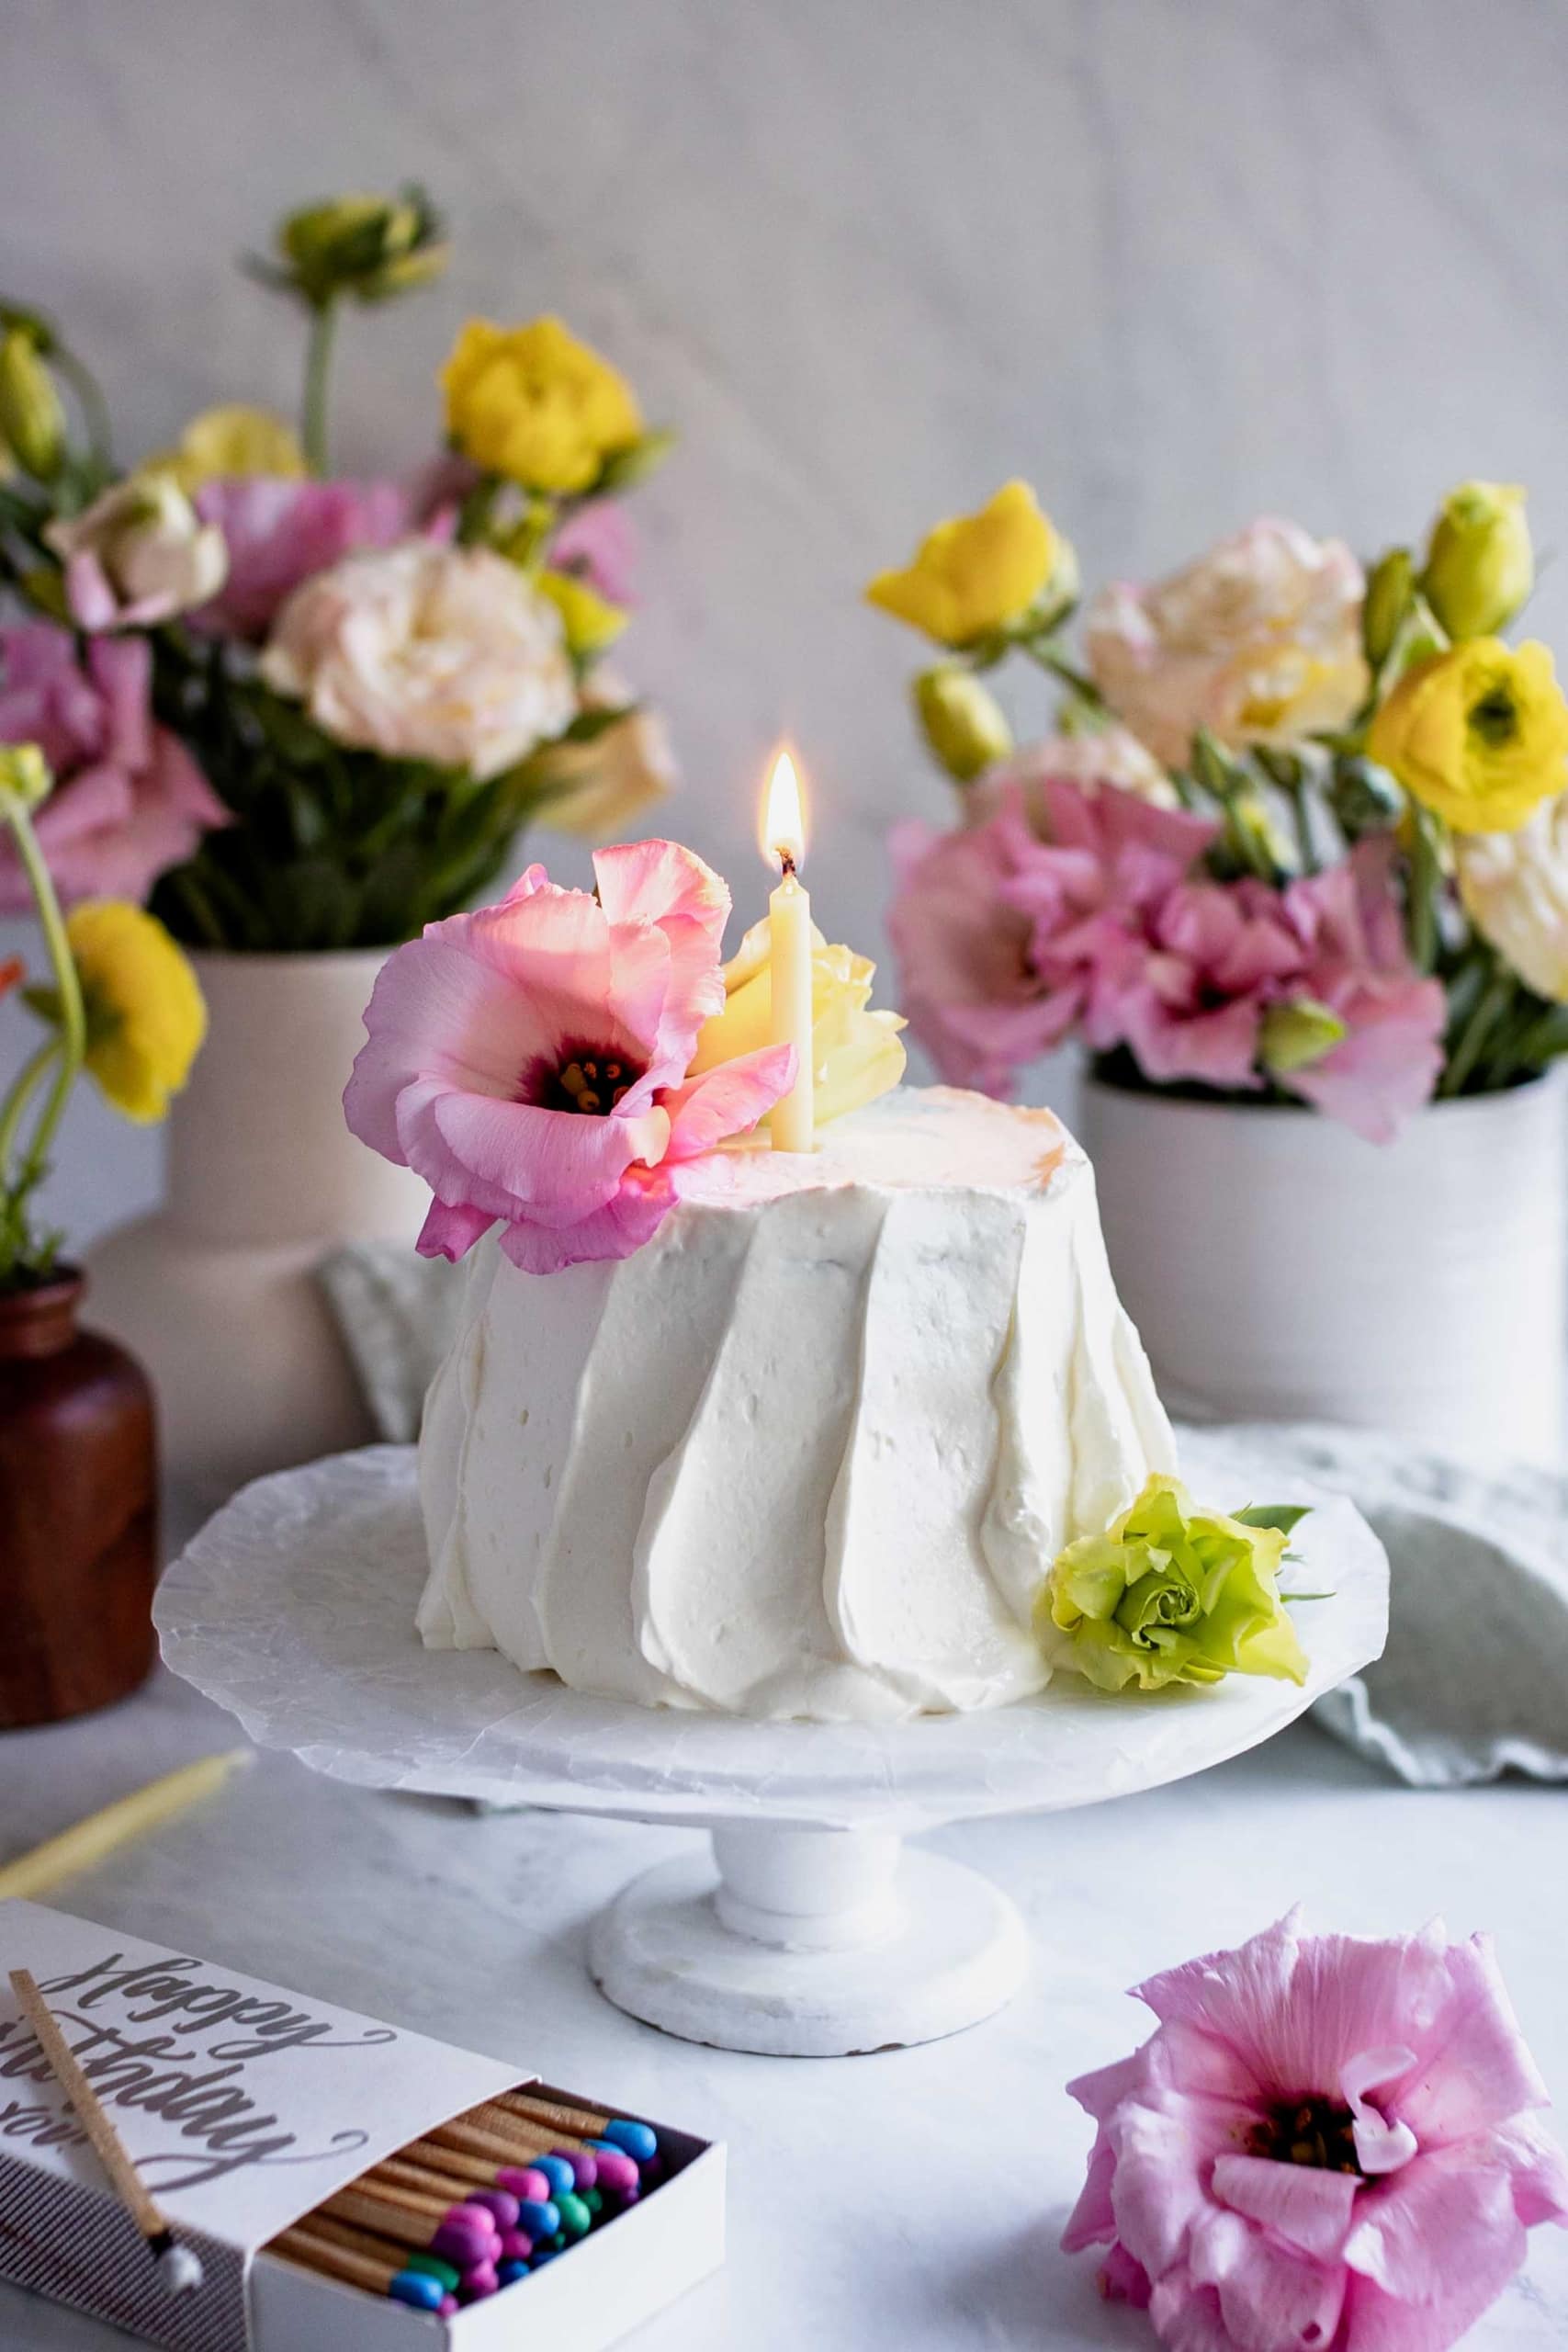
[1233,1503,1312,1536]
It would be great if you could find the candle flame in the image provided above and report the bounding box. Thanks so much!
[760,746,807,872]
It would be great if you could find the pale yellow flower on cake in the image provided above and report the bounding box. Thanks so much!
[65,901,207,1123]
[143,404,308,492]
[1369,639,1568,834]
[441,317,642,494]
[690,916,907,1124]
[537,569,629,660]
[866,481,1065,647]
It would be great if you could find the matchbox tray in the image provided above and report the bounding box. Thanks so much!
[0,1900,724,2351]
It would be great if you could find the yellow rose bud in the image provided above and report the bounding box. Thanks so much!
[688,918,907,1125]
[441,316,643,495]
[536,570,629,660]
[1369,638,1568,834]
[0,329,64,480]
[143,403,307,491]
[64,900,207,1125]
[914,664,1014,781]
[866,481,1064,647]
[1420,481,1533,642]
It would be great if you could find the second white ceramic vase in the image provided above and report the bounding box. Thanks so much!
[85,949,425,1499]
[1081,1070,1566,1465]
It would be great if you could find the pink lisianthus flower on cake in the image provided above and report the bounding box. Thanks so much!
[345,841,796,1274]
[0,624,226,909]
[1064,1909,1568,2352]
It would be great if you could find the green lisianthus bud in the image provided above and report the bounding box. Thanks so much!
[1362,547,1414,670]
[265,186,447,307]
[593,429,677,494]
[1420,481,1532,642]
[0,330,64,480]
[914,664,1013,782]
[0,742,53,813]
[1259,997,1348,1076]
[1038,1474,1309,1693]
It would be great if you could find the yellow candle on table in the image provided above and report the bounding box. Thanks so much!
[761,747,814,1150]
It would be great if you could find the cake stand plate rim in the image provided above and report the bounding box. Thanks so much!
[154,1437,1389,1833]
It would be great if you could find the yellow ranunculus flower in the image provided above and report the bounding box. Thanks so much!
[536,569,628,660]
[689,917,907,1124]
[65,901,207,1124]
[865,481,1063,647]
[144,404,308,492]
[1369,638,1568,834]
[441,317,642,494]
[1420,481,1533,642]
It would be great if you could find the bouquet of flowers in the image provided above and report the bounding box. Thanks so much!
[871,479,1568,1141]
[0,186,674,953]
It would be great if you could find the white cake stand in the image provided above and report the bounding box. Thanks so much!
[155,1437,1388,2057]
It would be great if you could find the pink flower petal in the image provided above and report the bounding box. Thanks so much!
[1211,2153,1360,2261]
[497,1170,677,1273]
[592,839,731,1066]
[416,1199,496,1261]
[1147,2272,1237,2352]
[661,1044,797,1160]
[1106,2091,1236,2280]
[1099,2242,1152,2307]
[1344,2143,1526,2311]
[1190,2201,1347,2352]
[431,1091,658,1216]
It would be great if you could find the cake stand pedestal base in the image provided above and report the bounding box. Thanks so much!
[588,1826,1027,2056]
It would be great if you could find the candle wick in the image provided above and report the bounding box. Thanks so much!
[778,851,797,879]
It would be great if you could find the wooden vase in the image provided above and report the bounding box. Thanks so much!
[0,1272,158,1728]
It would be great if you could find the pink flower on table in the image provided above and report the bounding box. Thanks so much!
[1280,842,1447,1145]
[1064,1909,1568,2352]
[0,624,226,909]
[188,476,418,639]
[344,842,796,1275]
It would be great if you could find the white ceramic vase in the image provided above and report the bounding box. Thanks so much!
[1081,1070,1567,1465]
[85,949,425,1499]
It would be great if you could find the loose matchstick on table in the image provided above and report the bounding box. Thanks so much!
[8,1970,204,2296]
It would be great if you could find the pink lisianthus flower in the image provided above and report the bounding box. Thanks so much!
[1280,842,1447,1146]
[188,476,421,639]
[344,842,795,1275]
[1064,1909,1568,2352]
[886,804,1084,1096]
[1101,875,1306,1091]
[0,624,226,909]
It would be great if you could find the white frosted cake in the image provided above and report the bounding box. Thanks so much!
[417,1085,1177,1724]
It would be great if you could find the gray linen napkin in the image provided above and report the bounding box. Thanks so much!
[316,1245,1568,1789]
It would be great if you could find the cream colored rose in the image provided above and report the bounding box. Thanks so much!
[1457,790,1568,1001]
[261,540,576,779]
[966,724,1179,826]
[1086,518,1369,769]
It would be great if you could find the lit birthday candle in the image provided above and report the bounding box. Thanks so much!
[760,747,814,1150]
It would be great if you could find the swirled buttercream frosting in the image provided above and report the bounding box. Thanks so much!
[417,1086,1177,1722]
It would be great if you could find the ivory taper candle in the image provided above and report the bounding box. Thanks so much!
[761,747,814,1150]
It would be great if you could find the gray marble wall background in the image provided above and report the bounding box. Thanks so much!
[4,0,1567,1243]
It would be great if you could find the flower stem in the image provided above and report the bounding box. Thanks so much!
[1,797,85,1193]
[1406,809,1443,975]
[51,345,114,475]
[1440,961,1514,1098]
[0,1037,58,1182]
[1022,641,1111,715]
[301,300,339,475]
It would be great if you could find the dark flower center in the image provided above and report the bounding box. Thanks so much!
[537,1049,645,1117]
[1469,685,1519,748]
[1244,2097,1364,2175]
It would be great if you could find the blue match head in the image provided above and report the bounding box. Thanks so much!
[390,2271,445,2312]
[602,2118,659,2162]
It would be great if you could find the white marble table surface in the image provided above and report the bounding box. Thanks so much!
[4,1665,1566,2351]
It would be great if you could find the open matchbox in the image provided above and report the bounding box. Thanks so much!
[0,1900,725,2351]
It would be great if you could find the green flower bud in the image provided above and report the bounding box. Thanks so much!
[914,664,1014,782]
[1259,997,1348,1077]
[0,742,53,813]
[593,428,677,494]
[1420,481,1533,642]
[1362,547,1414,670]
[0,329,64,480]
[263,186,447,308]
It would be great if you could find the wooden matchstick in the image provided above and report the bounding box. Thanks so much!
[9,1971,203,2296]
[496,2089,613,2137]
